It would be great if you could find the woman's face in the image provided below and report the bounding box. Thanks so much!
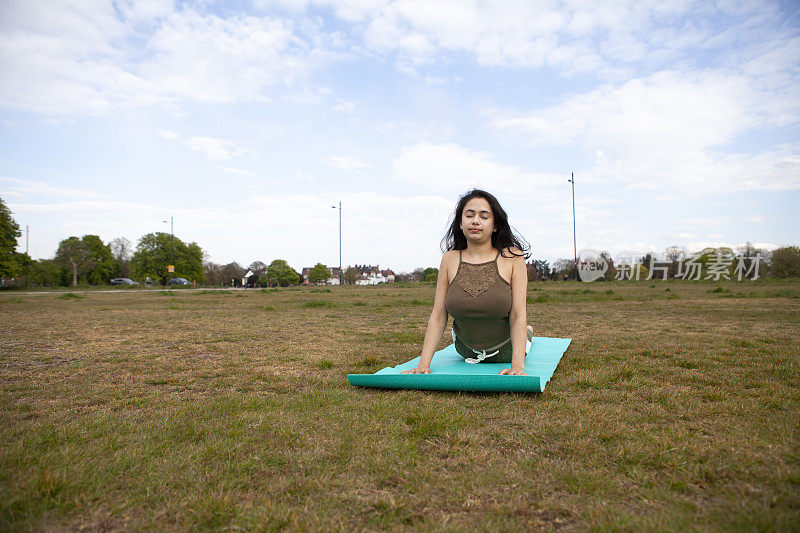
[460,196,496,243]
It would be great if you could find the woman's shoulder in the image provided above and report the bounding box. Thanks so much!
[442,250,460,265]
[500,246,525,260]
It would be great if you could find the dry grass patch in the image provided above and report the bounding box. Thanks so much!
[1,281,798,530]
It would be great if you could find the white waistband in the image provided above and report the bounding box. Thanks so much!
[452,330,501,363]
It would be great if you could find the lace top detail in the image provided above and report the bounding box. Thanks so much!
[446,250,512,351]
[455,261,498,297]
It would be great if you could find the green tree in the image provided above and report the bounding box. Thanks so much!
[260,259,300,287]
[342,266,358,285]
[183,242,205,284]
[308,263,330,284]
[421,267,438,283]
[55,235,118,286]
[768,246,800,278]
[29,259,68,287]
[130,232,205,285]
[0,196,22,279]
[56,236,92,286]
[82,235,118,285]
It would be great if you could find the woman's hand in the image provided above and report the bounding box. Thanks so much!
[402,366,431,374]
[499,366,527,376]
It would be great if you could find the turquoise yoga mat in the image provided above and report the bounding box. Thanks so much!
[347,336,571,393]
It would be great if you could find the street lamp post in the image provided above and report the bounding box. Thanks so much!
[331,202,341,285]
[24,225,29,287]
[568,173,577,281]
[163,216,174,273]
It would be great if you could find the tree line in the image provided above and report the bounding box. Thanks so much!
[13,232,205,287]
[529,244,800,281]
[2,197,799,287]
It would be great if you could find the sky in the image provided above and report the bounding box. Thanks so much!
[1,0,798,273]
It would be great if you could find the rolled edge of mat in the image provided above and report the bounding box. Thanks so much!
[347,373,542,393]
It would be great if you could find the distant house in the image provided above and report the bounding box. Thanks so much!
[242,267,267,287]
[353,264,392,285]
[300,264,393,285]
[380,269,396,283]
[301,266,342,285]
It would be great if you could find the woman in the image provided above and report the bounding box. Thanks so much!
[403,189,532,376]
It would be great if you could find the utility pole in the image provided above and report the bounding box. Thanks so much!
[568,172,577,280]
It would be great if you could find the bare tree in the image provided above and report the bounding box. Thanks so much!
[736,241,756,257]
[110,237,133,277]
[204,260,223,286]
[527,259,550,281]
[599,251,615,281]
[221,262,246,286]
[552,259,575,280]
[249,261,267,272]
[664,246,686,278]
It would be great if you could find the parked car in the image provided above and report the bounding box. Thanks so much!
[110,278,139,286]
[167,277,191,286]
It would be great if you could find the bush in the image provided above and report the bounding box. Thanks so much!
[769,246,800,278]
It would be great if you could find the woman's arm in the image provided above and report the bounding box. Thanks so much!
[402,254,452,374]
[500,251,528,376]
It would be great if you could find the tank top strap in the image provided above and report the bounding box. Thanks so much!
[494,249,501,262]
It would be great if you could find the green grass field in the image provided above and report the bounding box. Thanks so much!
[1,281,799,531]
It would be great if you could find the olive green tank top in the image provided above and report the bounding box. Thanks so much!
[445,250,512,351]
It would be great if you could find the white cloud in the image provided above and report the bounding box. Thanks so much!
[8,199,160,216]
[218,166,254,176]
[158,128,180,140]
[493,70,771,152]
[140,11,309,103]
[2,1,794,117]
[333,99,355,113]
[116,0,175,23]
[0,177,100,198]
[158,130,249,161]
[283,86,333,104]
[325,155,369,170]
[392,142,560,199]
[183,136,246,161]
[0,3,336,114]
[492,66,800,195]
[347,0,780,74]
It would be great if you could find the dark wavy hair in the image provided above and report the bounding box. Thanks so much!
[441,189,530,258]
